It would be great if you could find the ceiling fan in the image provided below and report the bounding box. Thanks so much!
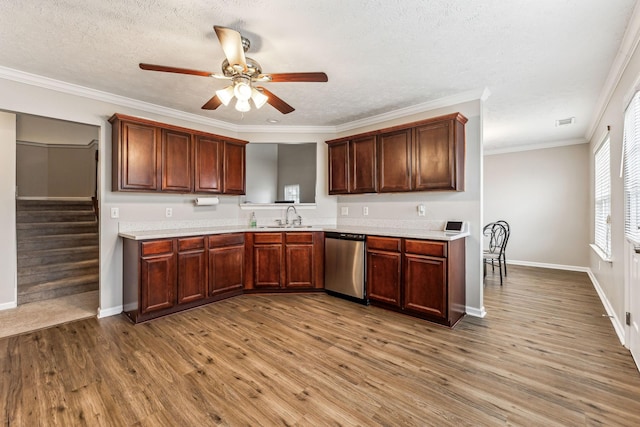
[139,25,328,114]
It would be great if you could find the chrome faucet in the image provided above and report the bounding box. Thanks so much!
[285,205,301,227]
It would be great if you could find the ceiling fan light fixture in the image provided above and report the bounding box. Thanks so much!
[215,85,235,106]
[235,98,251,112]
[233,81,252,101]
[251,88,268,109]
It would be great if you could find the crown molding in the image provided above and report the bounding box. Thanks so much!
[17,139,98,149]
[585,1,640,141]
[0,65,486,136]
[334,87,489,134]
[484,137,587,156]
[0,66,239,132]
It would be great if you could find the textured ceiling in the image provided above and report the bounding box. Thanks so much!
[0,0,637,150]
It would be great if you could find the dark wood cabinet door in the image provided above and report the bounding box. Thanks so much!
[140,253,176,314]
[194,135,223,193]
[162,129,193,192]
[328,141,349,194]
[223,141,246,194]
[350,135,377,193]
[119,121,159,191]
[209,244,244,296]
[367,249,401,307]
[253,244,283,289]
[413,120,457,191]
[403,254,447,319]
[176,237,207,305]
[285,244,314,288]
[378,128,412,192]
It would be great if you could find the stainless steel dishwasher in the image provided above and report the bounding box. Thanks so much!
[324,232,367,304]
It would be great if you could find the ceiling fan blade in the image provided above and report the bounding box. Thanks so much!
[257,87,295,114]
[139,63,214,77]
[201,95,223,110]
[214,26,247,72]
[263,72,328,83]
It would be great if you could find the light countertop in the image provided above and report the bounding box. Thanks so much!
[119,225,469,241]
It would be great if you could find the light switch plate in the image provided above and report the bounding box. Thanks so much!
[417,204,426,217]
[110,207,119,219]
[341,207,349,216]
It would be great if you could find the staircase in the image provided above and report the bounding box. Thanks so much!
[16,200,99,304]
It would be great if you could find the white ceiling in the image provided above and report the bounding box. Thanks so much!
[0,0,637,150]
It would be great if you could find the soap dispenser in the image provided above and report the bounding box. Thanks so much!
[250,212,257,228]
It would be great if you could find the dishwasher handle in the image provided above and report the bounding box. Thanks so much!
[325,231,366,241]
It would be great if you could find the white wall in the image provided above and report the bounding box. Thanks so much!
[246,143,278,203]
[0,112,17,309]
[484,143,590,268]
[588,27,640,334]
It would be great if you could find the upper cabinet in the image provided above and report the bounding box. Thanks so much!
[378,128,412,193]
[326,112,467,195]
[110,114,247,195]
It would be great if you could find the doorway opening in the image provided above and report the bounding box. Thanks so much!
[12,113,99,332]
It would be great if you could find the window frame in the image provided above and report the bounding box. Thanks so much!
[594,134,611,259]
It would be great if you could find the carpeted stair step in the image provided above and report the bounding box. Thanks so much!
[17,259,99,286]
[17,210,96,223]
[17,273,99,305]
[16,200,94,211]
[17,245,99,268]
[18,233,99,252]
[17,221,98,237]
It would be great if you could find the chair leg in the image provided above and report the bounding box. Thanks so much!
[498,259,503,285]
[502,253,507,276]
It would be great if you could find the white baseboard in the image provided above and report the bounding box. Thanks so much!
[507,259,590,272]
[466,305,487,318]
[508,259,625,345]
[0,300,17,311]
[98,305,122,318]
[586,269,625,345]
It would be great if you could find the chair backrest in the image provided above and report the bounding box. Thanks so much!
[484,222,507,255]
[495,220,510,248]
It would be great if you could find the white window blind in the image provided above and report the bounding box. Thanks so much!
[594,137,611,257]
[624,91,640,243]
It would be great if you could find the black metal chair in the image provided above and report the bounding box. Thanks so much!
[494,220,510,276]
[483,222,508,285]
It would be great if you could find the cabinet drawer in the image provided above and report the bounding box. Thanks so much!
[209,233,244,247]
[367,236,401,252]
[253,232,283,244]
[404,239,447,257]
[285,232,313,244]
[177,236,205,252]
[141,239,174,256]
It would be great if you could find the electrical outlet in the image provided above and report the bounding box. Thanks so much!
[165,208,173,218]
[110,207,119,219]
[341,207,349,216]
[363,206,369,216]
[418,204,426,217]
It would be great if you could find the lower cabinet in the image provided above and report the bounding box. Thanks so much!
[366,235,466,327]
[245,231,324,291]
[208,234,245,297]
[177,237,207,305]
[139,240,176,314]
[123,234,245,323]
[366,236,402,307]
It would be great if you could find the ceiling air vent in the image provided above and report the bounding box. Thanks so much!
[555,117,575,127]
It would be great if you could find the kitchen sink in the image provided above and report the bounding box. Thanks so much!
[258,225,313,229]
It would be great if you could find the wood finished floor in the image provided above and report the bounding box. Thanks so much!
[2,266,640,426]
